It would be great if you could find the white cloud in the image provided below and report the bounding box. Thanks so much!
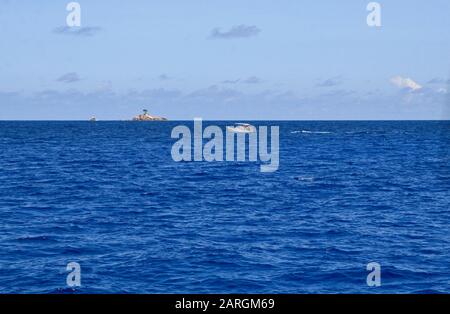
[390,76,422,91]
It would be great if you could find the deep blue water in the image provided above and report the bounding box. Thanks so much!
[0,121,449,294]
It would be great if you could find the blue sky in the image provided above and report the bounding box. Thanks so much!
[0,0,449,120]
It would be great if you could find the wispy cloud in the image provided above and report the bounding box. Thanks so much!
[427,78,450,84]
[56,72,80,83]
[221,79,240,84]
[390,76,422,91]
[96,80,113,93]
[158,74,172,81]
[242,76,262,84]
[221,76,262,84]
[209,25,261,39]
[187,85,242,103]
[53,26,102,37]
[1,84,447,120]
[316,76,342,88]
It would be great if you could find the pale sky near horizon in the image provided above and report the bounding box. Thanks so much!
[0,0,449,120]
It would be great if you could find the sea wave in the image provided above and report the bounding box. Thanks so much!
[0,120,448,293]
[291,130,332,134]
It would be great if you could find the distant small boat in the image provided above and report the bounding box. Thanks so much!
[89,117,96,122]
[226,123,256,133]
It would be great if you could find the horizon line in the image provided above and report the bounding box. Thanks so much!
[0,119,449,122]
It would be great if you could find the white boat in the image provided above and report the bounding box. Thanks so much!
[226,123,256,133]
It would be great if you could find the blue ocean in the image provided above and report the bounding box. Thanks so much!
[0,121,448,294]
